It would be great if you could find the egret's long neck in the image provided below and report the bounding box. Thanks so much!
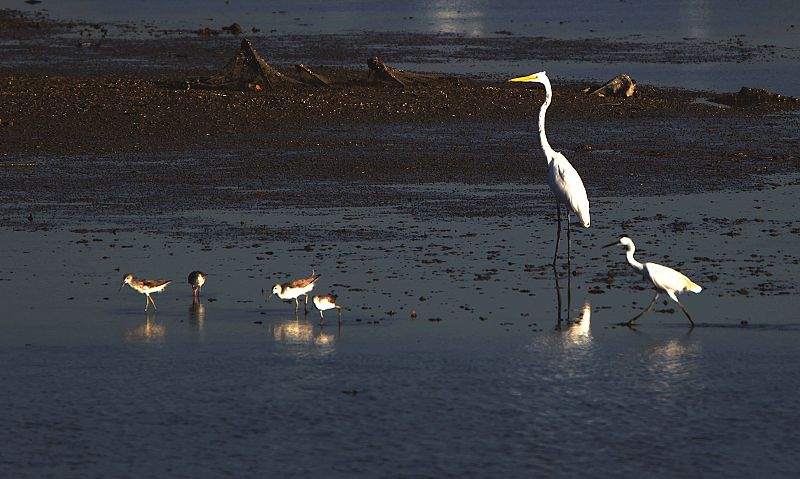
[538,78,555,159]
[625,244,644,271]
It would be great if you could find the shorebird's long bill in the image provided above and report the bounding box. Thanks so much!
[508,73,539,83]
[602,241,620,249]
[119,282,124,291]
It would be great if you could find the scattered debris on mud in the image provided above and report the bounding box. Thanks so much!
[582,74,637,97]
[709,87,800,109]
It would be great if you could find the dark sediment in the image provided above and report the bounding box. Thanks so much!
[1,9,799,231]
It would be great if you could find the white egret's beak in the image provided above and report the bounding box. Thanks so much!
[602,241,620,249]
[508,73,539,83]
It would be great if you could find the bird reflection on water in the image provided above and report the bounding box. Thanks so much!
[189,297,206,334]
[124,313,166,343]
[565,302,592,347]
[272,316,337,349]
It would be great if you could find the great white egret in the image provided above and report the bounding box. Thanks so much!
[120,274,172,311]
[508,71,590,268]
[188,270,207,298]
[270,272,321,312]
[604,237,702,327]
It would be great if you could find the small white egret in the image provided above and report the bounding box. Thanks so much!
[508,71,590,268]
[604,237,702,327]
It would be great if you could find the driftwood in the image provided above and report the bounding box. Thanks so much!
[366,57,453,88]
[295,63,332,87]
[583,74,637,97]
[709,87,800,108]
[188,39,303,91]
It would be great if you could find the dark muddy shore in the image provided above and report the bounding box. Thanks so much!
[1,8,799,228]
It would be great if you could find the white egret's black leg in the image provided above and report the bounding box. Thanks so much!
[566,211,572,270]
[626,293,658,326]
[675,299,695,327]
[553,202,562,268]
[554,266,563,329]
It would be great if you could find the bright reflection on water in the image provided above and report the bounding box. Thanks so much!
[565,301,592,347]
[0,179,799,476]
[123,316,166,343]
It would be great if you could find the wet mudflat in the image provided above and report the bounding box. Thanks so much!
[2,5,800,478]
[1,176,799,477]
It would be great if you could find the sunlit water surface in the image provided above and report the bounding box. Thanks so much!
[3,0,800,94]
[1,178,798,477]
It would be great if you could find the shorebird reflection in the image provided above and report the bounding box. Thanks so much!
[124,315,165,343]
[189,297,206,332]
[272,318,336,348]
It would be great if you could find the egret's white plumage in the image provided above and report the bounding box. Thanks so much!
[509,71,590,267]
[606,236,702,326]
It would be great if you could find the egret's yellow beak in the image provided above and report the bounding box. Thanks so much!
[508,73,539,83]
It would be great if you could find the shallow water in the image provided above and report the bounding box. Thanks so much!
[4,0,800,94]
[1,176,799,477]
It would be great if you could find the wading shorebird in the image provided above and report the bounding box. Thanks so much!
[120,274,172,311]
[313,295,342,323]
[508,71,590,269]
[604,237,702,327]
[188,271,207,298]
[270,272,321,312]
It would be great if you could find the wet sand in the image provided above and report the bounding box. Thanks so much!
[2,9,799,225]
[2,7,800,478]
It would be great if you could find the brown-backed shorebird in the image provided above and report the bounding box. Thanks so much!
[188,271,207,298]
[313,295,342,323]
[120,274,172,311]
[270,272,321,312]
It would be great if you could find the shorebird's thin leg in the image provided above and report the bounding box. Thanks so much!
[294,297,299,311]
[553,203,562,268]
[675,299,695,327]
[150,295,158,311]
[304,294,309,313]
[319,310,324,322]
[627,293,659,326]
[337,308,342,324]
[144,295,149,311]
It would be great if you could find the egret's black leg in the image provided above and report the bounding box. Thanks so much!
[553,203,562,268]
[626,293,659,327]
[675,299,695,327]
[566,211,572,270]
